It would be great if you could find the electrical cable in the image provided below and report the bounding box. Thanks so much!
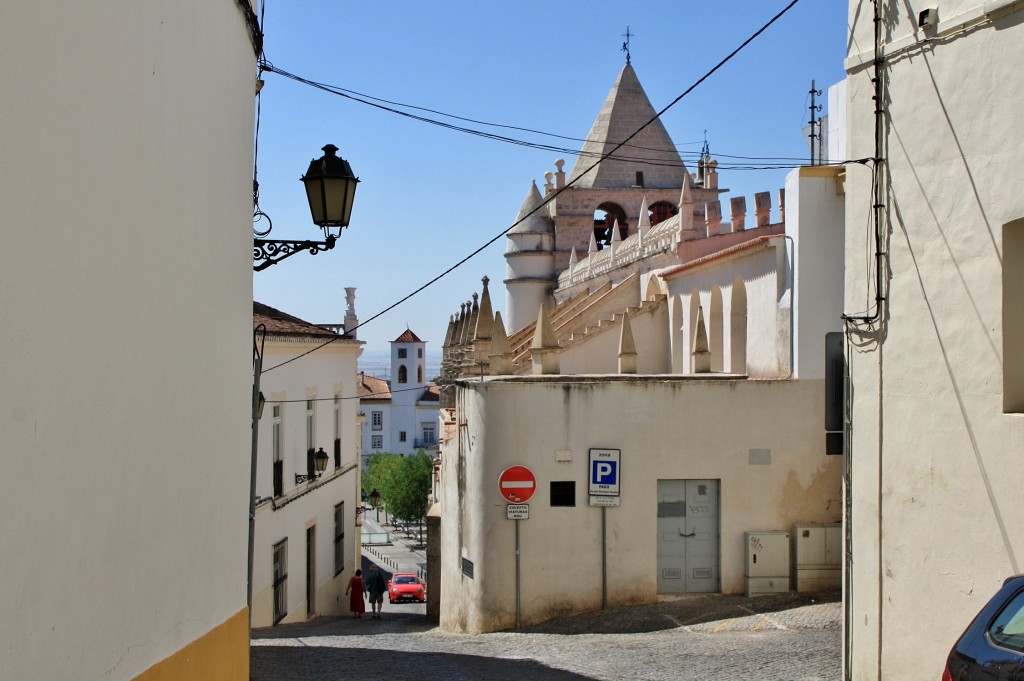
[261,0,804,374]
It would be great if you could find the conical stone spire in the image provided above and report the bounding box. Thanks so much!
[530,303,560,374]
[637,196,651,243]
[691,305,711,373]
[509,181,553,235]
[473,277,494,365]
[679,174,696,240]
[608,219,621,257]
[488,311,514,375]
[567,63,687,189]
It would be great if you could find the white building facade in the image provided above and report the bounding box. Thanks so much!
[0,3,257,679]
[844,2,1024,678]
[251,302,364,627]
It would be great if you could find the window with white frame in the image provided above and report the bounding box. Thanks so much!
[399,431,407,443]
[398,348,407,358]
[371,435,382,449]
[371,411,382,431]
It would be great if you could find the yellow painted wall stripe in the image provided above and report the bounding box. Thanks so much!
[133,608,249,681]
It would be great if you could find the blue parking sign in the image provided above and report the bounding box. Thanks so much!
[589,448,621,496]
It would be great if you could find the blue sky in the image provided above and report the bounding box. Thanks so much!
[252,1,847,354]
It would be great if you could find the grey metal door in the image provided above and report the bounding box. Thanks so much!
[657,479,719,593]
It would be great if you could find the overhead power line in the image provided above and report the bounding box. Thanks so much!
[261,0,804,374]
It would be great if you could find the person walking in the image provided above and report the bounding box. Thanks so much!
[345,569,365,618]
[365,564,387,619]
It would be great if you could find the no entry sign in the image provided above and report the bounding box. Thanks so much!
[498,465,537,503]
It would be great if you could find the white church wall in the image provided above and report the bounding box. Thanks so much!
[558,302,671,375]
[786,166,845,380]
[439,377,841,633]
[663,244,788,378]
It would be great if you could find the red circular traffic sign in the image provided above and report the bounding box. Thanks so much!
[498,465,537,503]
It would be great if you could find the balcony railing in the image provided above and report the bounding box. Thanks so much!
[414,438,438,449]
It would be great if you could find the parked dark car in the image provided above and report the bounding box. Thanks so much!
[943,575,1024,680]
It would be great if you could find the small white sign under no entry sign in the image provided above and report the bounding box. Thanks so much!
[507,504,529,520]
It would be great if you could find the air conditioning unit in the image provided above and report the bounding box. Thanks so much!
[792,523,841,592]
[744,531,790,596]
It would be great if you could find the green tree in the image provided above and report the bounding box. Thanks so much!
[363,451,433,524]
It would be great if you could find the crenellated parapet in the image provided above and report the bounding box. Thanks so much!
[557,181,786,293]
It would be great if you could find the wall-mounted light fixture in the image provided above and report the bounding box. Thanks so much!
[295,447,330,484]
[254,144,359,271]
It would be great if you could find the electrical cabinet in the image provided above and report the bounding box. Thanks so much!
[744,531,790,596]
[792,523,841,592]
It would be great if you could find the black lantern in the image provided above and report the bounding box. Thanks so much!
[295,447,331,484]
[313,447,330,474]
[301,144,359,236]
[253,144,359,271]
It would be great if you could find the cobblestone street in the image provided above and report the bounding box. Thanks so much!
[252,592,841,680]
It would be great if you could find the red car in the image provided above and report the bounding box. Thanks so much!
[388,573,426,604]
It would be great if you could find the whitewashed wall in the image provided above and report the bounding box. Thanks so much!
[845,1,1024,678]
[0,3,256,679]
[439,378,841,633]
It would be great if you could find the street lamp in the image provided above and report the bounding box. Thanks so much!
[369,488,380,522]
[295,447,330,484]
[253,144,359,271]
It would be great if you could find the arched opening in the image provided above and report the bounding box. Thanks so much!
[417,365,423,383]
[643,275,664,301]
[649,201,678,226]
[709,287,724,372]
[398,365,408,384]
[730,277,748,374]
[594,202,628,248]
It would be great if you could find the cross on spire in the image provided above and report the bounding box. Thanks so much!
[621,25,634,63]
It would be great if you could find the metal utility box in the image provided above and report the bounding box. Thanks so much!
[792,523,841,592]
[744,531,790,596]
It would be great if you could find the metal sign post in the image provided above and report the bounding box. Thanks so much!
[589,449,621,612]
[499,467,535,629]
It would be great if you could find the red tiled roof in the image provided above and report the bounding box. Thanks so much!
[393,328,423,343]
[254,301,339,338]
[357,372,391,401]
[419,385,440,402]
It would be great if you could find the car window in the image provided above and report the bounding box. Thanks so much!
[395,576,416,584]
[989,589,1024,653]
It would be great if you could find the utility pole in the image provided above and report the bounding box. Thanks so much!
[809,80,823,166]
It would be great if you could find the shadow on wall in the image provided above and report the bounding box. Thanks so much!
[251,647,595,680]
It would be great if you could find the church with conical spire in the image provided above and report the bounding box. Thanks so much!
[433,61,848,634]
